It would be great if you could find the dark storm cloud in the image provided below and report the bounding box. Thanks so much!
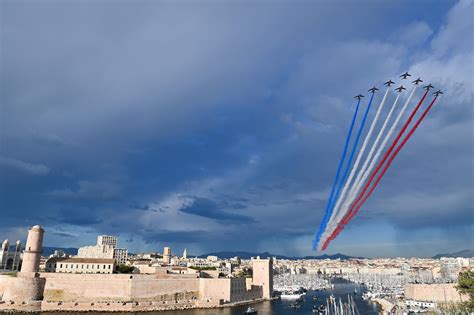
[52,232,75,238]
[179,197,255,224]
[142,230,212,244]
[0,0,471,257]
[57,207,102,226]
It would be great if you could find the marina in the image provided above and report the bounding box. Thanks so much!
[25,279,381,315]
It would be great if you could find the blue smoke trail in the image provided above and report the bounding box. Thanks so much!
[312,98,361,250]
[314,92,374,250]
[321,93,375,246]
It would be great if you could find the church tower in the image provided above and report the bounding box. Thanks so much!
[0,239,9,269]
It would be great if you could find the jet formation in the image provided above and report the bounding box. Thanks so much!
[316,71,442,252]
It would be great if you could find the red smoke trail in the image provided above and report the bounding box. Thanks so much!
[322,91,438,250]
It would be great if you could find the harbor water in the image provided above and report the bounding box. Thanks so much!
[39,279,381,315]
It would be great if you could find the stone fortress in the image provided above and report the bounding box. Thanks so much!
[0,225,273,312]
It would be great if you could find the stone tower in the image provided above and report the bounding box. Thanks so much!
[252,257,273,299]
[0,239,9,269]
[2,225,46,306]
[12,240,22,271]
[20,225,44,276]
[163,246,171,264]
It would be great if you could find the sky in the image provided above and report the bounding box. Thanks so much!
[0,0,472,258]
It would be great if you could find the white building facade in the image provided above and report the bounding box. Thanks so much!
[0,239,22,271]
[77,235,128,266]
[45,257,115,274]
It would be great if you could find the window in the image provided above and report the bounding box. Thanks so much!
[108,265,111,269]
[60,264,63,268]
[103,265,106,269]
[65,264,68,268]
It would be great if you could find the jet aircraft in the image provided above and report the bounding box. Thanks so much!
[395,85,406,92]
[384,80,395,87]
[423,84,434,91]
[400,72,411,79]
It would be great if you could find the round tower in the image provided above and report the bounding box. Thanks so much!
[20,225,44,276]
[2,225,46,307]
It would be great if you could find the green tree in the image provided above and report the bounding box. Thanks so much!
[116,264,135,274]
[237,269,253,278]
[455,270,474,312]
[189,266,216,271]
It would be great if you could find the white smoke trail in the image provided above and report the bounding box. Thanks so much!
[322,90,388,237]
[343,90,399,211]
[321,85,418,246]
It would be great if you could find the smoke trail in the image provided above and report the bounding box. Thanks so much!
[324,89,388,236]
[323,87,413,241]
[342,86,424,226]
[316,93,374,250]
[323,85,417,249]
[321,88,430,250]
[322,94,440,250]
[345,90,399,211]
[312,98,362,250]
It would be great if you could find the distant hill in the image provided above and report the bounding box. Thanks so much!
[196,251,361,260]
[42,247,78,256]
[432,249,474,259]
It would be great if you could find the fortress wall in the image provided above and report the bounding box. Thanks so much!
[131,277,199,301]
[404,284,468,303]
[39,273,199,303]
[199,278,231,303]
[41,273,132,301]
[0,275,10,297]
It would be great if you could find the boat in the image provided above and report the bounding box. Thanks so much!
[290,301,301,309]
[243,306,258,314]
[312,304,321,313]
[280,290,305,300]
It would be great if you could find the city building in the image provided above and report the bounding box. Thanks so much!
[77,235,128,266]
[97,235,117,247]
[0,239,22,271]
[0,226,274,312]
[45,258,115,274]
